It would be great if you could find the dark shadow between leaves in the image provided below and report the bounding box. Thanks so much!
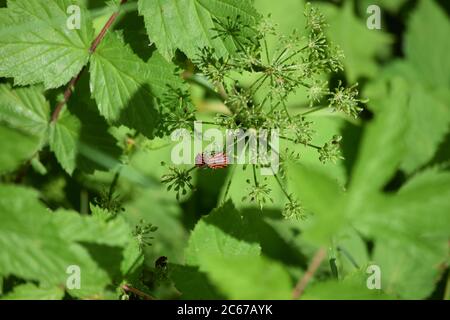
[340,120,364,183]
[241,208,309,269]
[169,264,225,300]
[81,242,124,286]
[181,167,229,231]
[117,84,161,140]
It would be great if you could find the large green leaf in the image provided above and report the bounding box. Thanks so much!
[1,283,64,300]
[199,255,292,299]
[372,239,446,299]
[0,185,111,298]
[138,0,260,60]
[404,0,450,88]
[89,33,161,137]
[0,0,94,89]
[0,126,40,174]
[0,84,49,142]
[185,201,261,265]
[302,272,392,300]
[53,209,131,247]
[320,1,392,82]
[0,84,50,173]
[49,106,121,175]
[288,162,346,244]
[348,78,409,213]
[364,61,450,174]
[355,169,450,299]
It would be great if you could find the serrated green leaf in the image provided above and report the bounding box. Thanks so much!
[348,78,409,212]
[138,0,260,60]
[2,283,64,300]
[364,62,450,173]
[49,106,121,175]
[302,273,392,300]
[0,84,49,173]
[53,209,132,247]
[335,228,369,277]
[120,238,144,284]
[372,239,446,300]
[89,33,161,137]
[354,168,450,299]
[199,255,292,299]
[0,84,49,142]
[288,162,346,244]
[401,87,449,172]
[0,0,94,89]
[146,51,184,97]
[359,169,450,242]
[321,1,392,82]
[404,0,450,88]
[185,201,261,265]
[0,185,111,298]
[0,126,40,174]
[170,264,225,299]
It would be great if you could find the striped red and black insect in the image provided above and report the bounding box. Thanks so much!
[195,152,229,169]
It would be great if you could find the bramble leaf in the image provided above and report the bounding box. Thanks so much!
[0,84,49,142]
[0,185,111,298]
[320,1,392,81]
[138,0,260,60]
[1,283,64,300]
[404,0,450,88]
[49,106,121,175]
[90,33,165,137]
[0,0,94,89]
[185,201,261,265]
[199,255,292,299]
[0,126,40,174]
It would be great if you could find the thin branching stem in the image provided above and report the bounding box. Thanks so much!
[51,0,128,123]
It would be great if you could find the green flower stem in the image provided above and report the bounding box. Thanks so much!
[279,136,321,150]
[300,105,329,116]
[272,171,292,202]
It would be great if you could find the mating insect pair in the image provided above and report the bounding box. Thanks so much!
[195,152,229,169]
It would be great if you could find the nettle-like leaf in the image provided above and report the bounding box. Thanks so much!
[347,78,409,211]
[49,105,121,175]
[356,168,450,299]
[1,283,64,300]
[287,78,448,298]
[319,1,392,81]
[53,209,131,247]
[185,201,261,265]
[138,0,260,60]
[302,270,393,300]
[173,201,262,298]
[288,162,346,244]
[0,84,50,173]
[0,126,40,174]
[89,33,177,137]
[363,0,450,174]
[404,0,450,88]
[0,185,111,298]
[0,0,94,89]
[0,84,49,142]
[197,255,292,300]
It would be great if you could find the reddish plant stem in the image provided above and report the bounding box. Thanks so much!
[121,284,156,300]
[50,0,128,123]
[292,247,327,299]
[51,70,84,122]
